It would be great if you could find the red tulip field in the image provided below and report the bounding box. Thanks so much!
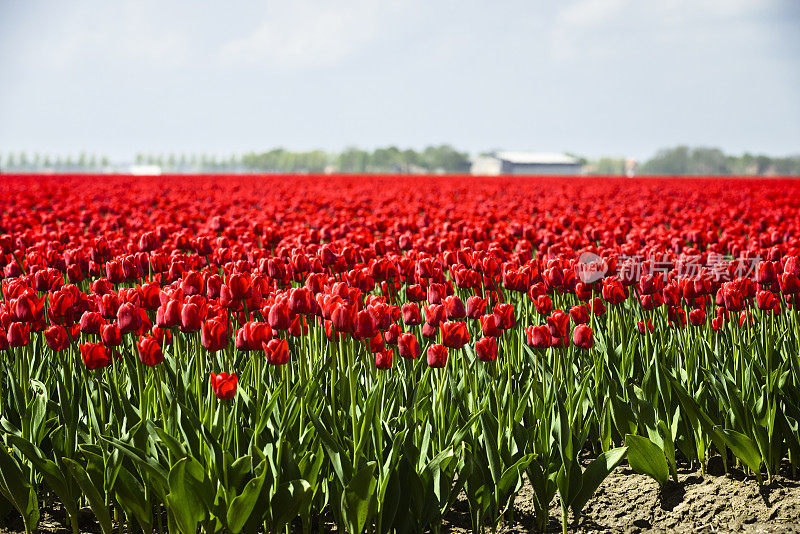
[2,173,800,533]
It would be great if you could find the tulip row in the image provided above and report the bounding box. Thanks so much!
[0,174,799,534]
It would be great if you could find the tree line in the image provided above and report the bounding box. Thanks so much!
[1,145,798,175]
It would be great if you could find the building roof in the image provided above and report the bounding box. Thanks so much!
[494,151,579,165]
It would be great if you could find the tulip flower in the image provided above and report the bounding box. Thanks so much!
[210,372,237,400]
[480,314,503,338]
[493,303,516,330]
[101,324,122,347]
[569,305,589,325]
[426,344,448,368]
[81,342,111,370]
[263,338,289,365]
[7,322,29,347]
[398,332,421,360]
[45,325,69,352]
[689,308,706,327]
[201,318,228,352]
[572,324,593,349]
[137,335,164,366]
[526,325,552,349]
[375,349,393,370]
[475,337,497,362]
[441,321,470,349]
[268,301,292,331]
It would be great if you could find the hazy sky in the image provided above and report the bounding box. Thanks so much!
[1,0,798,160]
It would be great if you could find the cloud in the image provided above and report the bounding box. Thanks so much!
[0,1,192,72]
[548,0,783,60]
[218,0,406,67]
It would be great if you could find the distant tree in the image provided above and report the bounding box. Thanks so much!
[421,145,470,173]
[594,158,625,174]
[639,146,691,175]
[337,147,370,173]
[372,146,403,172]
[401,149,419,171]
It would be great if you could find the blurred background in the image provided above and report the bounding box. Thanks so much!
[0,0,798,175]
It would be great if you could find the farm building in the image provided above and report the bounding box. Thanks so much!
[471,151,583,175]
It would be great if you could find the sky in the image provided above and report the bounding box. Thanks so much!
[0,0,798,161]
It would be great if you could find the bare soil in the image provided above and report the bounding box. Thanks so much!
[442,462,800,533]
[2,461,799,533]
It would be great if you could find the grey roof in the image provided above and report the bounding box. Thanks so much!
[494,151,579,165]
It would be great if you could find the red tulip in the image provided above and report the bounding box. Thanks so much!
[353,309,376,340]
[493,303,516,330]
[7,322,29,347]
[440,321,470,349]
[384,323,401,345]
[443,295,466,320]
[101,324,122,347]
[181,303,203,332]
[13,293,41,323]
[423,304,445,326]
[235,321,273,351]
[426,344,448,368]
[398,332,421,359]
[0,328,8,351]
[332,303,356,332]
[480,314,502,338]
[263,338,289,365]
[534,294,553,315]
[80,311,106,335]
[45,325,69,352]
[375,349,393,370]
[201,318,228,352]
[117,302,141,334]
[569,305,589,325]
[210,372,237,399]
[572,324,593,349]
[756,290,776,311]
[268,300,291,331]
[780,273,800,295]
[81,342,111,370]
[547,310,570,339]
[475,337,497,362]
[526,325,552,349]
[137,335,164,366]
[288,287,313,314]
[401,303,422,326]
[602,279,627,305]
[228,273,252,300]
[689,308,706,327]
[138,231,159,252]
[465,296,487,319]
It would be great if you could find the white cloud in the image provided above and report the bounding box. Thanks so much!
[218,0,406,67]
[4,1,192,71]
[549,0,781,60]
